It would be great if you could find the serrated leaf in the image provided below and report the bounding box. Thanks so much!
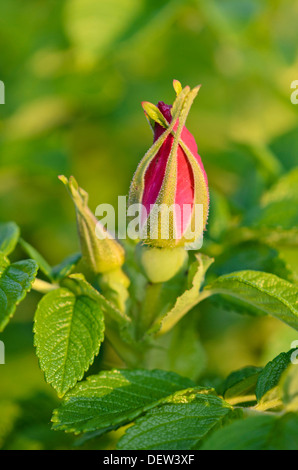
[256,350,295,401]
[201,413,298,450]
[0,222,20,256]
[51,252,82,281]
[204,271,298,330]
[0,254,38,332]
[62,273,131,327]
[52,369,198,434]
[34,280,105,397]
[19,238,53,280]
[118,393,234,450]
[151,254,214,336]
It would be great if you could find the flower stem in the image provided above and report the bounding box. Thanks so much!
[32,278,58,294]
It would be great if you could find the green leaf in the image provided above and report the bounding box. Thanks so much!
[0,253,38,332]
[118,392,235,450]
[204,270,298,330]
[256,350,295,401]
[201,413,298,450]
[151,254,214,336]
[34,278,105,397]
[220,366,262,405]
[0,222,20,256]
[52,369,199,433]
[51,252,82,281]
[62,273,131,327]
[19,238,53,280]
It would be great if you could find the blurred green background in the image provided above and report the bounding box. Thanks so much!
[0,0,298,449]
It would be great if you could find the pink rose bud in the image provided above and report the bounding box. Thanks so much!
[129,81,209,248]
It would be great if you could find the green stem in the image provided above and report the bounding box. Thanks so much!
[105,327,146,368]
[32,278,58,294]
[137,283,163,339]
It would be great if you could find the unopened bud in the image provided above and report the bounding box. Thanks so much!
[59,175,125,274]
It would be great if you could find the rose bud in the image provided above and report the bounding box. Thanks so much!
[59,175,125,274]
[129,80,209,250]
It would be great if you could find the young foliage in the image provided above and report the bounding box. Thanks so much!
[204,270,298,330]
[51,253,82,282]
[256,349,295,401]
[34,278,105,397]
[0,253,38,332]
[52,369,200,433]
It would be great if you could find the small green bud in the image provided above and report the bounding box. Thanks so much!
[136,243,188,283]
[59,175,125,274]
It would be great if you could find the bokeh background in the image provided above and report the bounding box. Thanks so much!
[0,0,297,449]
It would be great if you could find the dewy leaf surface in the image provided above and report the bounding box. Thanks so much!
[52,369,197,433]
[0,253,38,331]
[204,270,298,330]
[118,393,234,450]
[34,283,105,397]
